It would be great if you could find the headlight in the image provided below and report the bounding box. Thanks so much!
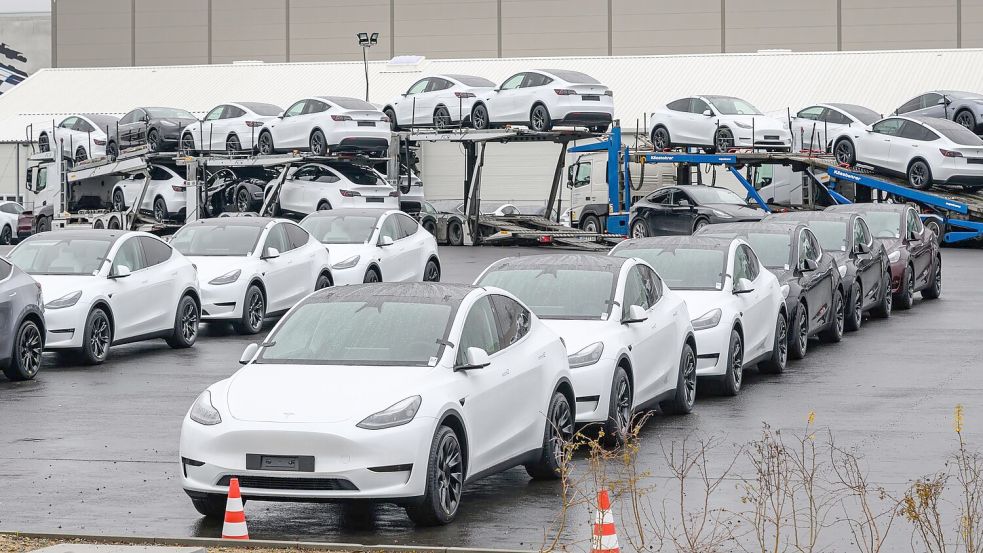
[332,255,360,270]
[208,269,241,285]
[710,209,734,219]
[189,390,222,426]
[45,290,82,309]
[691,308,722,330]
[568,341,604,368]
[888,250,901,263]
[357,396,422,430]
[734,121,752,129]
[781,284,790,298]
[838,265,847,278]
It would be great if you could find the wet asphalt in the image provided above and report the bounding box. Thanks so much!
[1,245,981,549]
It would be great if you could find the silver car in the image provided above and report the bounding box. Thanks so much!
[0,256,44,381]
[894,90,983,134]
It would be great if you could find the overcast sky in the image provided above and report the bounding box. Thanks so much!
[0,0,50,13]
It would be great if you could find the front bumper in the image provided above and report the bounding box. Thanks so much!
[570,358,617,424]
[42,303,87,349]
[693,324,730,377]
[179,416,435,501]
[889,260,906,293]
[734,129,792,150]
[331,262,372,286]
[200,281,246,321]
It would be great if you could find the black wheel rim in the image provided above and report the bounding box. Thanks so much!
[885,276,893,311]
[797,309,808,352]
[731,334,743,388]
[548,396,573,466]
[935,263,942,293]
[425,262,439,281]
[228,137,240,152]
[615,376,631,436]
[834,142,852,164]
[956,112,974,129]
[532,107,547,131]
[435,434,463,516]
[260,134,272,154]
[715,129,734,151]
[154,200,166,222]
[654,129,669,149]
[113,191,124,212]
[682,350,696,407]
[365,271,379,283]
[833,292,845,335]
[311,133,324,155]
[18,322,42,377]
[776,315,788,366]
[906,271,914,301]
[852,288,861,326]
[75,148,87,162]
[182,135,194,150]
[631,222,647,238]
[236,190,250,212]
[435,109,449,129]
[181,301,198,341]
[316,277,331,290]
[910,163,928,188]
[148,130,159,151]
[90,315,110,359]
[473,107,486,129]
[1,226,11,245]
[248,292,264,329]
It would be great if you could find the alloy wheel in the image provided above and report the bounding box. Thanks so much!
[956,111,975,130]
[147,130,160,152]
[236,189,250,212]
[834,141,853,165]
[113,191,125,212]
[531,106,548,131]
[776,315,788,367]
[18,323,43,378]
[682,349,697,408]
[631,221,647,239]
[935,263,942,294]
[311,133,324,156]
[227,136,241,152]
[615,377,632,436]
[730,333,743,389]
[653,128,669,149]
[75,148,88,163]
[715,128,734,151]
[548,396,574,466]
[435,433,463,517]
[1,226,11,245]
[248,293,264,330]
[364,270,380,283]
[853,288,862,327]
[90,317,110,360]
[885,278,893,312]
[182,134,195,151]
[154,200,167,222]
[906,271,915,301]
[425,262,440,282]
[435,108,451,129]
[909,162,929,188]
[259,133,273,155]
[181,302,199,342]
[797,309,808,352]
[472,106,487,129]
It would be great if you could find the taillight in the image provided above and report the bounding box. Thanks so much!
[554,89,576,96]
[454,92,476,98]
[245,121,264,128]
[331,115,353,122]
[604,90,613,97]
[940,148,963,158]
[339,189,361,197]
[172,182,187,192]
[93,139,106,145]
[537,235,553,244]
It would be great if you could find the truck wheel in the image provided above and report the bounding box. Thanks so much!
[447,220,464,246]
[579,213,601,233]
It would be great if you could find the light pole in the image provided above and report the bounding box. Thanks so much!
[356,32,379,102]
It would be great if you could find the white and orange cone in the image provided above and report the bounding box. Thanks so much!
[221,477,249,540]
[591,489,620,553]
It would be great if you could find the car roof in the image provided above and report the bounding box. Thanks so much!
[186,216,277,228]
[768,211,855,223]
[306,282,479,307]
[25,229,130,242]
[827,203,906,213]
[617,235,737,251]
[905,114,973,133]
[303,208,389,219]
[489,253,627,272]
[702,221,803,234]
[934,90,983,99]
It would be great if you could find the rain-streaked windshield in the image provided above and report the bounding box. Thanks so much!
[477,268,615,320]
[170,224,263,256]
[612,247,725,290]
[860,211,902,239]
[301,214,379,244]
[700,231,792,268]
[258,299,453,365]
[806,221,849,251]
[9,237,112,275]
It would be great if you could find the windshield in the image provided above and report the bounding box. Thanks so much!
[477,268,615,320]
[742,233,792,268]
[686,187,746,205]
[806,221,849,251]
[612,247,725,291]
[332,164,387,186]
[146,107,196,119]
[170,224,263,256]
[834,104,881,125]
[861,211,901,239]
[9,237,112,275]
[258,299,453,365]
[706,96,762,115]
[301,214,379,244]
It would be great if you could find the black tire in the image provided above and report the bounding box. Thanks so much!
[112,189,127,212]
[630,218,649,239]
[833,139,856,166]
[75,146,88,163]
[38,132,50,152]
[3,319,43,381]
[447,220,464,246]
[602,366,633,446]
[147,128,161,152]
[925,219,944,245]
[424,258,440,282]
[422,219,437,236]
[789,302,808,360]
[844,283,863,332]
[93,219,105,229]
[310,129,327,156]
[37,215,52,233]
[235,188,252,213]
[871,269,893,318]
[165,295,199,349]
[651,126,671,150]
[80,308,112,365]
[922,257,942,300]
[530,104,552,132]
[713,127,734,153]
[434,106,451,130]
[471,104,489,130]
[234,285,265,335]
[226,134,241,152]
[106,141,119,160]
[907,160,933,191]
[107,216,121,230]
[719,329,743,396]
[315,273,332,291]
[661,343,696,415]
[758,310,788,374]
[191,495,226,519]
[153,197,169,223]
[258,131,274,155]
[693,217,709,233]
[525,390,573,479]
[363,267,381,283]
[317,200,332,212]
[579,213,601,233]
[821,288,846,342]
[0,224,12,245]
[405,426,464,526]
[384,108,399,131]
[895,265,915,310]
[181,133,196,153]
[955,110,977,132]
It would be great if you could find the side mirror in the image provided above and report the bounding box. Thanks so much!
[262,247,280,259]
[277,111,285,118]
[455,347,491,371]
[801,258,819,272]
[240,343,259,365]
[621,304,648,324]
[733,277,755,294]
[378,235,394,247]
[110,265,131,278]
[855,241,870,254]
[937,98,948,105]
[702,109,713,117]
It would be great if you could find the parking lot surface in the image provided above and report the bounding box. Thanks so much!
[1,245,981,549]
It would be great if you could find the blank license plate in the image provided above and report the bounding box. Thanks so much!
[262,456,299,470]
[582,95,600,101]
[358,121,375,127]
[366,197,384,203]
[968,158,983,164]
[246,454,314,471]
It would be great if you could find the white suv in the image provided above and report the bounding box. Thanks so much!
[111,164,188,222]
[384,74,496,130]
[269,162,398,216]
[472,69,613,132]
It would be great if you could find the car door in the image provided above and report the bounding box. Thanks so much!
[107,236,151,339]
[895,121,941,174]
[275,100,309,148]
[794,106,825,150]
[55,116,79,154]
[636,188,670,235]
[200,105,227,151]
[487,294,543,453]
[911,93,946,119]
[397,78,430,126]
[851,217,880,308]
[416,78,451,125]
[620,265,665,398]
[116,110,140,148]
[905,207,933,286]
[375,213,413,281]
[662,98,693,143]
[864,118,905,168]
[489,73,525,123]
[396,213,427,280]
[689,98,719,146]
[635,264,681,397]
[280,164,318,213]
[259,223,295,312]
[281,222,317,302]
[137,236,181,332]
[733,244,771,358]
[798,229,834,334]
[668,189,699,234]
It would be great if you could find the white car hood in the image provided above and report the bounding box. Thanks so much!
[540,318,610,355]
[32,274,100,302]
[187,255,253,282]
[674,290,726,322]
[226,363,435,423]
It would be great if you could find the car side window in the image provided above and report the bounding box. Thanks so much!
[112,237,147,274]
[647,189,671,205]
[824,109,852,125]
[805,230,823,262]
[871,118,905,136]
[797,106,824,120]
[734,245,751,281]
[896,97,921,114]
[672,190,693,206]
[797,230,812,265]
[396,213,418,237]
[407,79,429,95]
[500,73,524,90]
[521,73,551,88]
[899,121,939,141]
[284,101,306,118]
[263,223,291,254]
[457,296,501,365]
[75,118,95,133]
[666,98,689,112]
[690,98,710,114]
[293,165,319,181]
[138,236,173,267]
[427,78,453,92]
[225,106,246,118]
[0,258,12,280]
[313,167,340,183]
[378,215,402,243]
[637,264,663,304]
[0,203,21,214]
[623,266,652,310]
[856,218,873,249]
[149,165,172,180]
[204,106,225,121]
[489,294,531,349]
[118,112,136,125]
[284,223,311,249]
[744,246,761,280]
[304,100,329,114]
[59,116,78,129]
[921,93,942,109]
[906,209,923,238]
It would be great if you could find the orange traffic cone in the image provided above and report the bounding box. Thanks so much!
[591,489,620,553]
[221,477,249,540]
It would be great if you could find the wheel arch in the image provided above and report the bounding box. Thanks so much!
[181,286,201,310]
[318,268,334,286]
[615,353,634,388]
[554,377,576,422]
[427,254,441,272]
[684,331,697,357]
[366,262,382,281]
[18,308,46,342]
[247,277,267,303]
[437,409,469,477]
[90,300,116,338]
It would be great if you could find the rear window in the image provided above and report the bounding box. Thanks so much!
[542,70,599,84]
[448,75,496,87]
[331,164,387,186]
[930,121,983,145]
[324,97,377,110]
[86,114,120,129]
[834,104,881,125]
[238,102,282,116]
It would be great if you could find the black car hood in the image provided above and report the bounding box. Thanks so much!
[154,117,197,127]
[704,203,765,220]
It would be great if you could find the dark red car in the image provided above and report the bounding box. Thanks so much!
[825,203,941,309]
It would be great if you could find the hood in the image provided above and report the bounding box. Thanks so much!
[186,255,252,282]
[539,319,611,354]
[32,274,99,302]
[875,237,902,254]
[704,203,765,220]
[673,290,724,322]
[322,243,372,265]
[226,363,435,423]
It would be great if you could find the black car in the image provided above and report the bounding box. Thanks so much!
[203,167,275,216]
[765,211,893,329]
[629,185,764,238]
[696,221,844,360]
[0,257,44,381]
[107,106,198,156]
[402,200,465,246]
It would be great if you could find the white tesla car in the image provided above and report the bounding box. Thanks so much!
[383,74,496,130]
[181,102,282,153]
[300,209,440,285]
[179,283,573,525]
[8,229,200,364]
[474,254,696,441]
[790,103,881,152]
[471,69,613,132]
[256,96,390,157]
[831,115,983,191]
[169,217,332,335]
[0,200,24,245]
[111,164,188,222]
[648,95,792,152]
[610,236,788,395]
[269,162,399,216]
[36,113,120,162]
